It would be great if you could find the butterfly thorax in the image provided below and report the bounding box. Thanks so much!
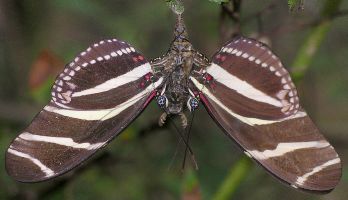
[157,46,193,115]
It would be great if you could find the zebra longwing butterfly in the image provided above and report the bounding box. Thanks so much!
[6,13,341,193]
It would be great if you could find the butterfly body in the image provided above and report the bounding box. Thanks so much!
[151,14,208,115]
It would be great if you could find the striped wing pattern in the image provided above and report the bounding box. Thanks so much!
[6,39,163,182]
[190,37,341,192]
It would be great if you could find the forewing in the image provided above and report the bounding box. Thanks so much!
[190,37,341,192]
[6,39,163,182]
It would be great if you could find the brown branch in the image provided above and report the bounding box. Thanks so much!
[219,0,243,43]
[221,0,241,22]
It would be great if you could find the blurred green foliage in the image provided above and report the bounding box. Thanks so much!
[30,77,55,104]
[212,157,251,200]
[0,0,347,200]
[209,0,229,4]
[292,0,342,81]
[288,0,302,10]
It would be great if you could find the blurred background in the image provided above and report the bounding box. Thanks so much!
[0,0,347,199]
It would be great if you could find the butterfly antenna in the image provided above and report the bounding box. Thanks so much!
[168,115,197,169]
[167,135,181,171]
[182,111,198,170]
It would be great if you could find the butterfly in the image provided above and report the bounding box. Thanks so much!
[6,13,341,193]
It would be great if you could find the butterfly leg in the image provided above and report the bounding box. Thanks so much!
[193,50,210,72]
[159,112,168,127]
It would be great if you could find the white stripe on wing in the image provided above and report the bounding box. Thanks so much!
[44,77,163,121]
[247,140,330,160]
[7,148,55,177]
[207,63,283,107]
[190,77,306,126]
[295,157,341,186]
[72,63,152,97]
[18,132,106,150]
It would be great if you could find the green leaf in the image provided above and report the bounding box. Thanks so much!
[209,0,229,4]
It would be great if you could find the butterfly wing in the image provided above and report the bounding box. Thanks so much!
[6,39,163,182]
[190,37,341,192]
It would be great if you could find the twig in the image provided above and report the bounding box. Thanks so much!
[221,1,241,22]
[219,0,243,42]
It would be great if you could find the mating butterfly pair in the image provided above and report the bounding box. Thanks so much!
[6,13,341,193]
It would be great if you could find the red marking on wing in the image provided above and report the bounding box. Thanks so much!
[145,73,152,81]
[143,91,157,108]
[205,73,213,82]
[199,93,213,112]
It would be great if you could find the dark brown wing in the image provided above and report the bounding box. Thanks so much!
[190,36,341,193]
[6,39,163,182]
